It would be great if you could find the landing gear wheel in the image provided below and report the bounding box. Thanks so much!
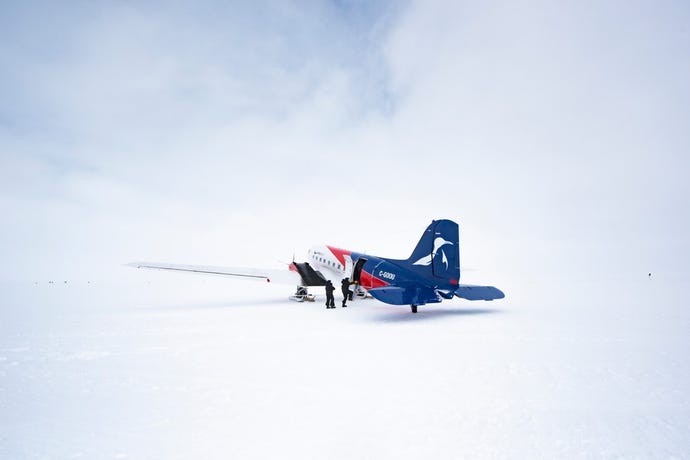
[411,305,418,314]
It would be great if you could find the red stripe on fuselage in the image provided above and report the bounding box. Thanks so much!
[359,270,388,289]
[326,246,351,266]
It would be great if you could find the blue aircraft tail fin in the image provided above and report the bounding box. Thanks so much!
[405,219,460,283]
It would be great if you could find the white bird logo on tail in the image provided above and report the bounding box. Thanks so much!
[413,237,453,268]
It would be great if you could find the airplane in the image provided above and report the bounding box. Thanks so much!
[128,219,504,313]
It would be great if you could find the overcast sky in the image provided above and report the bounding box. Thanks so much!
[1,0,689,283]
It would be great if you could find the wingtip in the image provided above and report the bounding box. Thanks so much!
[490,286,506,299]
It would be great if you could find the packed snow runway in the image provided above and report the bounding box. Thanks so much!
[1,273,688,459]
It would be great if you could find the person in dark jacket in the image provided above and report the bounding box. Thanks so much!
[341,278,352,307]
[325,280,335,309]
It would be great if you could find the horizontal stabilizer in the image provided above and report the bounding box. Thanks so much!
[455,285,505,301]
[127,262,301,285]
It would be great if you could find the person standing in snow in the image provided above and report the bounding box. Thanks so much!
[325,280,335,309]
[341,278,352,308]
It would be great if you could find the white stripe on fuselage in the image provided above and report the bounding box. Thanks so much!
[308,245,346,281]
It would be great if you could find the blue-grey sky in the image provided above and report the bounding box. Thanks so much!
[1,0,689,282]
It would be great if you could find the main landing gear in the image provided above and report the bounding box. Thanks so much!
[411,305,418,314]
[289,287,315,302]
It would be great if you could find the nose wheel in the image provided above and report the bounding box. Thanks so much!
[411,305,418,314]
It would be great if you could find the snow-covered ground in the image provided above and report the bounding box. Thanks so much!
[1,272,689,459]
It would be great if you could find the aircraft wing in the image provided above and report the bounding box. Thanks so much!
[454,284,505,301]
[127,262,302,285]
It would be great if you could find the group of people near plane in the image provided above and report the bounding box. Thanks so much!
[324,278,354,309]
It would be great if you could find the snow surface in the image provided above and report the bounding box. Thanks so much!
[1,272,689,459]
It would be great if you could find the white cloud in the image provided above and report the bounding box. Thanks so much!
[1,1,689,281]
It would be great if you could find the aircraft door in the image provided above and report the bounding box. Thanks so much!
[352,258,367,285]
